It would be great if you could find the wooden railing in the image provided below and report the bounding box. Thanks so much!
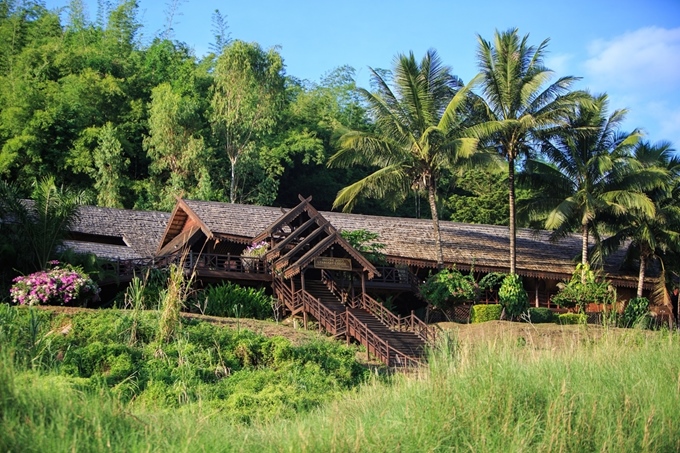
[301,290,346,337]
[101,251,271,284]
[345,311,420,368]
[185,251,269,275]
[320,270,352,303]
[351,293,437,346]
[273,277,303,313]
[320,270,437,347]
[370,266,421,289]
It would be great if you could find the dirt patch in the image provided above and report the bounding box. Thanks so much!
[436,320,645,351]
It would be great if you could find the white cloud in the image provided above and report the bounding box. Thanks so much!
[545,53,573,78]
[584,26,680,92]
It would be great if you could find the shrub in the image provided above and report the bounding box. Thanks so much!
[201,282,273,320]
[528,307,554,323]
[9,261,100,306]
[241,241,268,271]
[498,274,528,319]
[470,304,502,323]
[620,297,651,329]
[419,267,478,309]
[340,229,387,265]
[551,264,614,313]
[558,313,587,325]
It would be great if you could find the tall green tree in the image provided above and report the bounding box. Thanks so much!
[210,40,285,203]
[143,82,211,210]
[522,94,657,272]
[476,28,582,274]
[329,50,491,266]
[598,140,680,298]
[92,122,129,208]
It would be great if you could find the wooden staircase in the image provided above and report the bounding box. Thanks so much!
[274,276,435,368]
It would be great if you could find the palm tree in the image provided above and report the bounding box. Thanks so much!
[0,177,86,272]
[328,50,494,267]
[521,93,657,271]
[476,28,582,274]
[598,140,680,298]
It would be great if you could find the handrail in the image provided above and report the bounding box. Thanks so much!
[273,277,301,313]
[345,311,420,368]
[299,289,346,336]
[404,310,438,345]
[103,250,270,282]
[321,271,437,347]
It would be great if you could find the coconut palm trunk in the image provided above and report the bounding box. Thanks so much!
[637,252,647,298]
[508,155,517,274]
[427,176,445,267]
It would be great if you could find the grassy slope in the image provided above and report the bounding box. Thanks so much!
[2,315,680,452]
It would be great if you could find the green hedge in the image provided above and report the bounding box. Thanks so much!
[557,313,587,325]
[528,307,554,324]
[470,304,502,323]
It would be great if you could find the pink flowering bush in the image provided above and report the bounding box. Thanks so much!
[241,241,269,271]
[242,241,269,258]
[10,261,100,306]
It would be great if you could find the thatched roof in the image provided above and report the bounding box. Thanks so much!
[180,198,639,288]
[68,205,170,260]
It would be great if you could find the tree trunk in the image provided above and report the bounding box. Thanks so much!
[508,156,516,275]
[637,253,646,298]
[229,155,237,204]
[427,179,444,268]
[581,223,589,284]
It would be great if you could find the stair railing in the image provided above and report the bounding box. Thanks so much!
[299,289,346,337]
[321,271,437,347]
[403,310,439,345]
[272,277,302,313]
[344,311,420,368]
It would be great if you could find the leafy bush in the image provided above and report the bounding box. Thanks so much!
[478,272,506,292]
[557,313,587,325]
[528,307,554,323]
[9,261,100,306]
[0,307,370,422]
[419,267,478,309]
[620,297,650,329]
[470,304,503,323]
[340,229,387,265]
[551,264,614,313]
[201,282,273,320]
[498,274,528,319]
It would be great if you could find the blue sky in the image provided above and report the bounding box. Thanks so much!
[47,0,680,147]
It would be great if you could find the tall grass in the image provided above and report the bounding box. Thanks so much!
[1,326,679,452]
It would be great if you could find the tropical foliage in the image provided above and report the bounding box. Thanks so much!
[419,267,478,308]
[551,263,615,312]
[329,49,492,266]
[498,274,529,318]
[475,28,582,274]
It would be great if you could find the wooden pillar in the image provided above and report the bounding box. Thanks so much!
[535,278,539,307]
[303,311,308,330]
[361,271,366,298]
[301,269,306,292]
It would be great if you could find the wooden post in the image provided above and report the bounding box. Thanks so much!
[361,272,366,298]
[303,311,308,330]
[301,269,306,292]
[535,279,539,307]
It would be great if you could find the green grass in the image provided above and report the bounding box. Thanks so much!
[1,308,679,452]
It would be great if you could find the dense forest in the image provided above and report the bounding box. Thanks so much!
[2,0,680,284]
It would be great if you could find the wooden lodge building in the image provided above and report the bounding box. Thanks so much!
[67,195,647,303]
[61,195,651,366]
